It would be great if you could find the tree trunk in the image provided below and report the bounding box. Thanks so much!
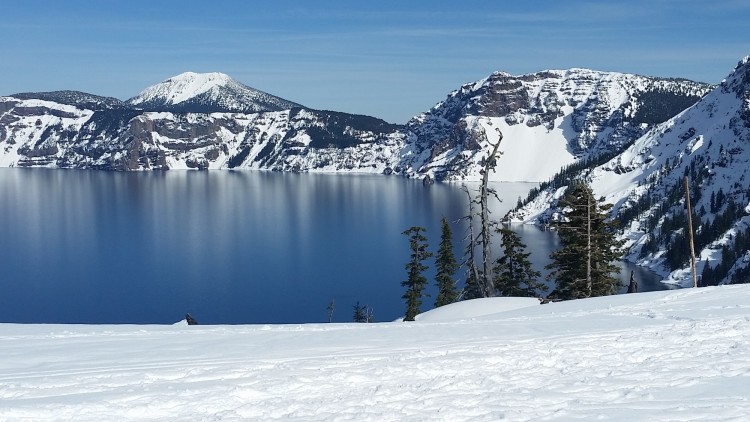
[463,187,482,292]
[684,176,698,288]
[586,192,592,298]
[479,134,503,297]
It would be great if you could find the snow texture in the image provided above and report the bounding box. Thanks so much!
[1,285,750,420]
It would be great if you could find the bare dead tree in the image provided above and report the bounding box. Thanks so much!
[460,186,482,299]
[326,299,335,323]
[477,132,503,297]
[460,127,503,298]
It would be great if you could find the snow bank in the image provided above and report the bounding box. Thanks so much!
[415,297,539,322]
[2,286,750,420]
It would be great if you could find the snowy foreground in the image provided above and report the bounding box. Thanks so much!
[2,287,750,421]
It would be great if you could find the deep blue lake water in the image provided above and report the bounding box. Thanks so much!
[0,168,669,324]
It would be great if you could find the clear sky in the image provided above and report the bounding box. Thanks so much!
[1,0,748,123]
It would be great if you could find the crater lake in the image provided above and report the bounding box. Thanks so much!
[0,168,670,324]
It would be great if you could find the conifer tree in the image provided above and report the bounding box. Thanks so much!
[352,301,367,323]
[546,181,623,299]
[435,217,459,307]
[493,227,545,297]
[462,268,484,300]
[402,226,432,321]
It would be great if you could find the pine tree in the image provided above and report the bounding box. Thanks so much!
[352,301,367,323]
[434,217,459,307]
[462,269,484,300]
[493,227,545,297]
[402,226,432,321]
[546,181,624,299]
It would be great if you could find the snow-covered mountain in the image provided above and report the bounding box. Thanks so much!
[0,72,403,171]
[127,72,302,113]
[0,69,710,176]
[511,57,750,287]
[403,69,710,181]
[0,97,403,171]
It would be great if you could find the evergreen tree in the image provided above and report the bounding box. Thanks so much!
[462,268,484,300]
[435,217,459,307]
[700,259,714,287]
[493,227,545,297]
[546,181,624,299]
[401,226,432,321]
[352,301,367,323]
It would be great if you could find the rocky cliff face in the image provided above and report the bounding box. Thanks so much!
[402,69,711,181]
[0,98,405,171]
[510,57,750,287]
[0,70,710,181]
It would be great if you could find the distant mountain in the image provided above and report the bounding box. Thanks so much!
[10,90,127,110]
[510,57,750,287]
[401,69,711,182]
[0,99,402,172]
[0,68,711,178]
[127,72,302,113]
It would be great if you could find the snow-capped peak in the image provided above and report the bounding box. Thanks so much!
[138,71,234,105]
[127,71,302,113]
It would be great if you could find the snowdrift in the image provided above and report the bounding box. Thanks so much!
[2,286,750,420]
[415,296,540,322]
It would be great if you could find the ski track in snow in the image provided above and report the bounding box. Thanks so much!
[1,286,750,420]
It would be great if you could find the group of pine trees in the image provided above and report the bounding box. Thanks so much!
[399,180,625,321]
[401,219,461,321]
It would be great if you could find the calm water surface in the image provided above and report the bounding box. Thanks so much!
[0,169,670,324]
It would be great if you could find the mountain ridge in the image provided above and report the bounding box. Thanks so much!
[8,90,128,110]
[509,56,750,286]
[0,68,712,179]
[401,67,711,181]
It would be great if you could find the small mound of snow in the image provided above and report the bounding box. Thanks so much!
[415,297,539,322]
[172,319,188,326]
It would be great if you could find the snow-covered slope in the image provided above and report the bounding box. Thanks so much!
[512,57,750,287]
[128,72,302,113]
[0,98,403,171]
[403,69,710,182]
[2,285,750,420]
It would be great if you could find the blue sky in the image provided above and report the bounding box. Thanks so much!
[1,1,748,123]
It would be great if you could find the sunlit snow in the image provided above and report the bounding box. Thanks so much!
[2,286,750,420]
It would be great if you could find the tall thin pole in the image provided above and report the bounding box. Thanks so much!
[684,176,698,288]
[586,192,592,297]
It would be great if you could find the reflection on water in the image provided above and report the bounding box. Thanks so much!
[0,169,671,324]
